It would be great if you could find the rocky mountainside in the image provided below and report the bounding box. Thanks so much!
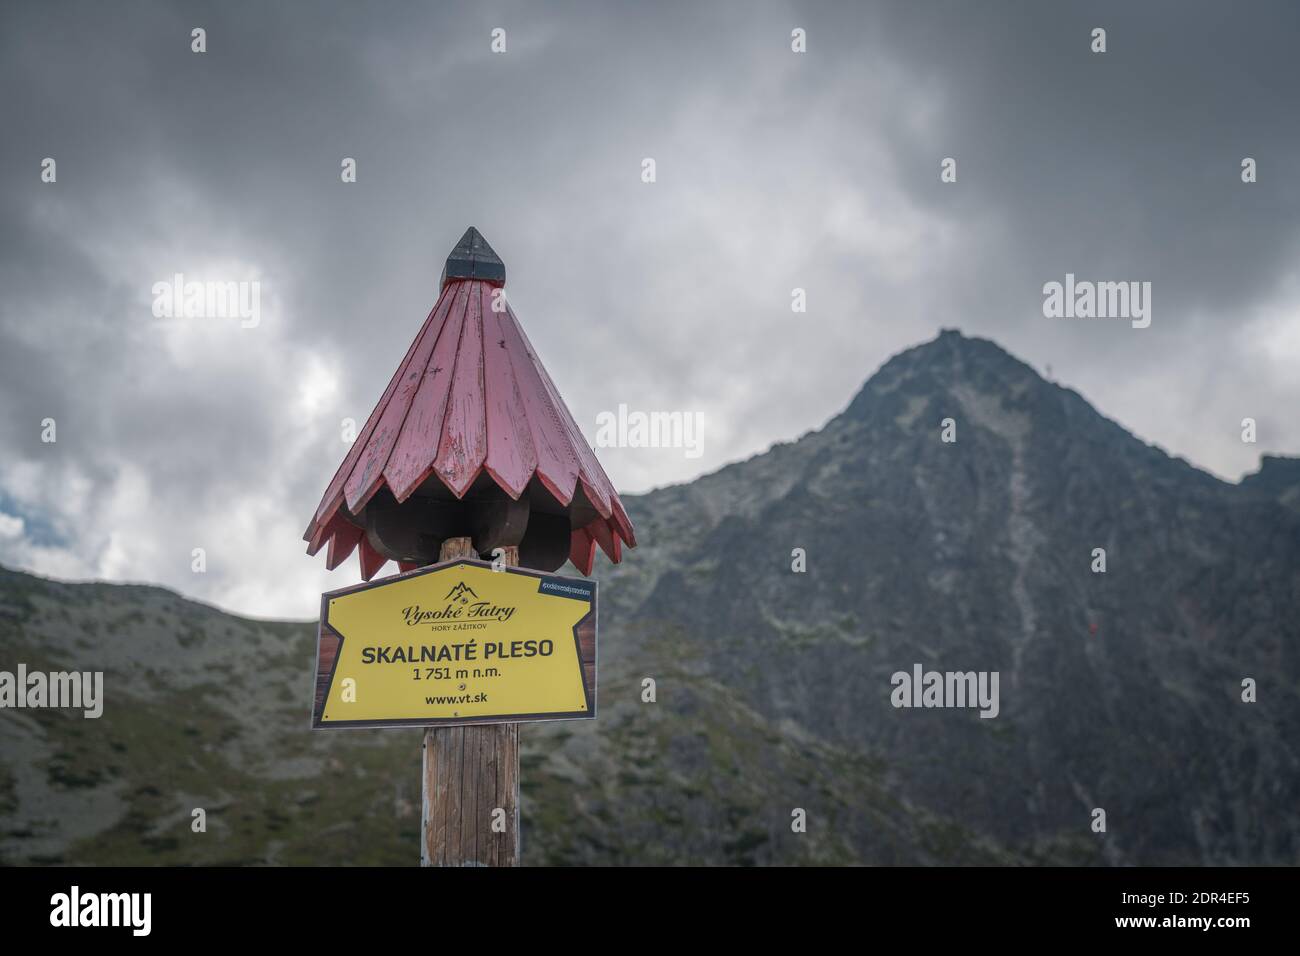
[2,330,1297,865]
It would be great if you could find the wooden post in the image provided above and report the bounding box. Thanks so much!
[420,537,521,866]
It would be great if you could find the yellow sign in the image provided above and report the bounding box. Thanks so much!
[311,559,596,729]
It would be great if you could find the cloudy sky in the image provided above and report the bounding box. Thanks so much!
[2,1,1297,618]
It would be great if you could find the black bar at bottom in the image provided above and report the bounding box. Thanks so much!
[0,865,1288,942]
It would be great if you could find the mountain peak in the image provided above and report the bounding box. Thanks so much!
[899,327,1040,376]
[844,327,1046,422]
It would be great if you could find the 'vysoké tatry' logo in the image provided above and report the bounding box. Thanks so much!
[401,581,516,626]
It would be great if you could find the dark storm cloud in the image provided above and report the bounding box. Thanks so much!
[0,0,1296,615]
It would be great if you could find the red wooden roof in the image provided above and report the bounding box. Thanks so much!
[303,251,635,580]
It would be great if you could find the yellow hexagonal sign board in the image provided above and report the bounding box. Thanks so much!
[311,559,596,729]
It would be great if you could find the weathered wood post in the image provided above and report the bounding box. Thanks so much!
[421,537,519,867]
[303,228,636,866]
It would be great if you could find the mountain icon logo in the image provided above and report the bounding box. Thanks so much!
[444,582,479,604]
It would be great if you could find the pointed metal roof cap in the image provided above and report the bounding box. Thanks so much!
[440,226,505,289]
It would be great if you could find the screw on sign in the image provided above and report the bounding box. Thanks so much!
[303,228,636,866]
